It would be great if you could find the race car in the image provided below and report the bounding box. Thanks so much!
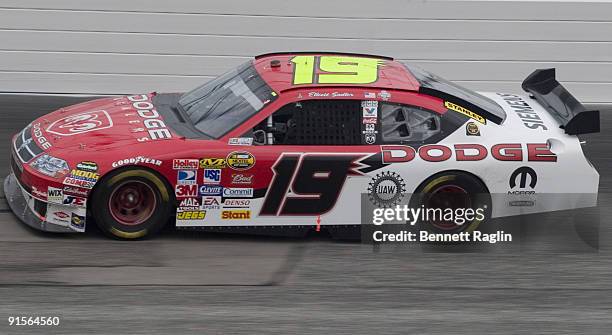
[4,52,600,239]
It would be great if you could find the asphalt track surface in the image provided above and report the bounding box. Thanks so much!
[0,94,611,334]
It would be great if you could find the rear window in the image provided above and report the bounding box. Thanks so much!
[404,64,506,123]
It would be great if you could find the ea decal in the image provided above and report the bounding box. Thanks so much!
[368,171,406,208]
[226,151,255,171]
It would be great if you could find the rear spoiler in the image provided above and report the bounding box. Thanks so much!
[522,68,599,135]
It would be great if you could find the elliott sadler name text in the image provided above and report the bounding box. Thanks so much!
[373,230,513,244]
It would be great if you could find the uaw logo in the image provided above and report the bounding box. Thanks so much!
[508,166,537,206]
[47,110,113,136]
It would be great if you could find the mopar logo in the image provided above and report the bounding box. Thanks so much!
[509,166,537,189]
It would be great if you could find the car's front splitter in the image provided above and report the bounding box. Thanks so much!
[3,173,73,233]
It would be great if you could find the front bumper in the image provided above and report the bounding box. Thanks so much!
[4,173,73,233]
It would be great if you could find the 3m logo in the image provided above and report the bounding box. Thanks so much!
[46,110,113,136]
[175,184,198,197]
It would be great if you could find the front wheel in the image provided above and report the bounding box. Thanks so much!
[91,168,172,240]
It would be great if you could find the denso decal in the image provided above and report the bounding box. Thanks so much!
[127,95,172,142]
[380,144,557,163]
[497,93,548,130]
[46,110,113,136]
[223,199,251,208]
[112,156,162,168]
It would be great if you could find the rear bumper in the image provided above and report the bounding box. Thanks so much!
[4,173,73,233]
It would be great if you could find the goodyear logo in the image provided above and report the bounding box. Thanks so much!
[177,210,206,220]
[221,210,251,220]
[199,158,226,169]
[444,101,486,124]
[226,151,255,171]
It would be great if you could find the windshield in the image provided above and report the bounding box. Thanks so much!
[179,61,277,138]
[404,64,506,124]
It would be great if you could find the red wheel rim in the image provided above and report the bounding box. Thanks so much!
[108,181,156,226]
[426,185,471,231]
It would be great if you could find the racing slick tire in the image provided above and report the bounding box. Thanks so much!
[409,170,492,235]
[90,168,173,240]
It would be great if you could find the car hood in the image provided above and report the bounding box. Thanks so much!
[30,93,178,151]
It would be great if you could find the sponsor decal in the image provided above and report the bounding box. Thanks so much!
[362,101,378,118]
[223,199,251,208]
[173,159,199,170]
[231,174,253,185]
[226,151,255,171]
[63,186,88,197]
[201,196,221,210]
[46,203,72,226]
[368,171,406,208]
[76,161,98,172]
[178,198,201,210]
[70,212,86,232]
[308,92,354,98]
[378,91,391,101]
[127,95,173,142]
[47,187,63,204]
[203,169,222,184]
[46,110,113,136]
[223,187,253,198]
[228,137,253,146]
[497,93,547,131]
[32,123,52,150]
[63,195,87,208]
[199,185,223,196]
[221,210,251,220]
[364,134,376,145]
[63,169,100,189]
[31,186,48,201]
[112,156,161,168]
[466,122,480,136]
[380,143,557,164]
[362,117,377,125]
[175,184,198,198]
[177,210,206,221]
[364,92,376,99]
[199,158,227,169]
[508,166,537,207]
[444,101,486,124]
[177,170,197,185]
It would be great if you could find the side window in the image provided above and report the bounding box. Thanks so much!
[380,102,441,144]
[252,100,363,145]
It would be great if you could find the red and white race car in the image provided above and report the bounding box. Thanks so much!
[5,52,600,239]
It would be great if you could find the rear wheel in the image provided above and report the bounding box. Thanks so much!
[410,171,491,234]
[91,168,172,239]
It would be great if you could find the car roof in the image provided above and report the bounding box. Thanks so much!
[252,52,421,93]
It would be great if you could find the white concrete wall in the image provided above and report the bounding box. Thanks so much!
[0,0,611,102]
